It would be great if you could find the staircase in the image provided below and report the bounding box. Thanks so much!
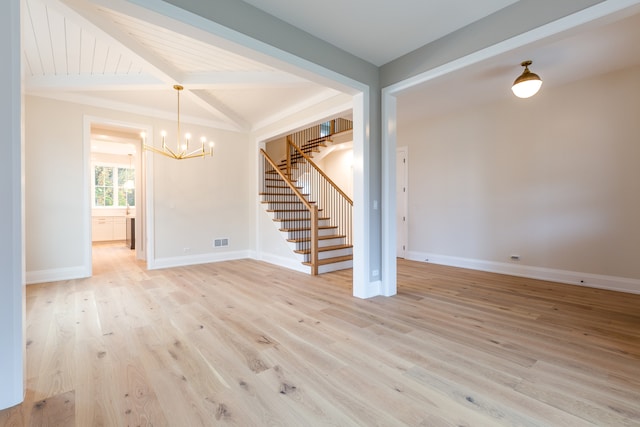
[259,119,353,275]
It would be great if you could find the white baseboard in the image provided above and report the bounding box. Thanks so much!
[353,280,382,299]
[150,250,253,270]
[406,251,640,295]
[26,266,90,285]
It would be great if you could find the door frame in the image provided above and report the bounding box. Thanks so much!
[396,146,408,259]
[82,116,152,276]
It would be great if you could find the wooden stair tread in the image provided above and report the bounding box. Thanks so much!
[273,217,329,222]
[265,185,303,189]
[302,254,353,266]
[267,209,320,212]
[279,225,337,232]
[260,192,310,197]
[265,178,296,182]
[294,244,353,254]
[287,235,346,243]
[261,200,316,204]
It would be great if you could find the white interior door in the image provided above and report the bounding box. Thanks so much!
[396,147,408,258]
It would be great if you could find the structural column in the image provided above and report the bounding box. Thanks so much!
[0,0,25,410]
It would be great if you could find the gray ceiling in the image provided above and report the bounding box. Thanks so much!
[23,0,640,134]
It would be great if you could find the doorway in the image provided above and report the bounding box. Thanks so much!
[85,118,150,275]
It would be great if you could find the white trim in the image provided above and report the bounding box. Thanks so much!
[26,266,88,285]
[406,251,640,295]
[381,94,397,296]
[351,91,372,299]
[396,146,408,260]
[83,116,153,273]
[350,279,382,299]
[150,250,254,270]
[82,117,93,278]
[0,0,23,409]
[381,0,640,299]
[143,131,154,269]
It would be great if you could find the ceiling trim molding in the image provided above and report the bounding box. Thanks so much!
[25,73,163,91]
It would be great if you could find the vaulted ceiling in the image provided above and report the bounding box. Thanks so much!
[23,0,640,134]
[21,0,526,133]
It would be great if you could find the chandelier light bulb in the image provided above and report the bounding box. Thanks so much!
[143,85,214,159]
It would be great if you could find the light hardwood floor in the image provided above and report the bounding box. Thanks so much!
[2,242,640,426]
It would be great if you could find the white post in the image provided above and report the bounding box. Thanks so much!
[0,0,24,411]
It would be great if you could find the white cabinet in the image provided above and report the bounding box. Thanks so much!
[92,216,126,242]
[113,217,126,240]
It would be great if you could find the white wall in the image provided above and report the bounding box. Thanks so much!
[316,147,354,200]
[25,95,255,278]
[399,65,640,291]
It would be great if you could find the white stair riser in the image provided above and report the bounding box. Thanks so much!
[318,260,353,274]
[263,202,308,210]
[319,248,352,260]
[280,227,337,238]
[286,237,347,251]
[262,195,310,202]
[275,219,331,228]
[297,248,353,263]
[270,211,321,220]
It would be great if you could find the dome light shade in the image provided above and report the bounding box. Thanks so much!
[512,60,542,98]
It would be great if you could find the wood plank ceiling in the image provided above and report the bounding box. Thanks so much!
[23,0,341,132]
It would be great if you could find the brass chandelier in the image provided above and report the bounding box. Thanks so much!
[143,85,214,160]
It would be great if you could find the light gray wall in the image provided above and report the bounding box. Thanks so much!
[25,95,254,274]
[399,65,640,288]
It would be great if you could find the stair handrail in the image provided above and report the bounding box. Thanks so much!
[260,148,319,275]
[286,138,353,251]
[287,138,353,205]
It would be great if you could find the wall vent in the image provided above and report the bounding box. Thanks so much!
[214,238,229,248]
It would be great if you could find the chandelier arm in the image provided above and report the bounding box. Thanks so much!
[181,149,211,159]
[143,85,213,160]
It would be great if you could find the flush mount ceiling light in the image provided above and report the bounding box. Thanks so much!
[143,85,214,159]
[511,60,543,99]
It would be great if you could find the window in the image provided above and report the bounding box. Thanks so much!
[319,121,331,137]
[93,164,135,208]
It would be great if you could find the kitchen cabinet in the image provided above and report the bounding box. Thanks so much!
[92,216,127,242]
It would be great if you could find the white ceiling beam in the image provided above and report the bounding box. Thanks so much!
[58,0,185,84]
[182,71,309,88]
[31,90,241,131]
[188,89,250,132]
[56,0,254,130]
[26,73,165,91]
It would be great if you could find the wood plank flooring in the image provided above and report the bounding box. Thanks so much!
[2,242,640,426]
